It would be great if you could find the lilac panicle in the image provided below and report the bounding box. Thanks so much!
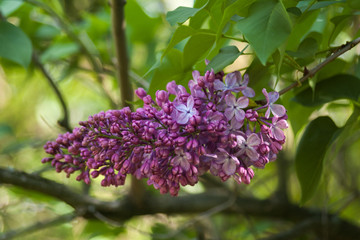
[43,69,288,196]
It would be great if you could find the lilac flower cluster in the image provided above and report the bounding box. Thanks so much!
[42,69,288,196]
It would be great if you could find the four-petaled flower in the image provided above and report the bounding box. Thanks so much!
[270,117,288,141]
[224,94,249,122]
[215,148,240,175]
[262,88,286,118]
[214,72,243,93]
[172,147,191,171]
[173,96,197,124]
[236,133,261,161]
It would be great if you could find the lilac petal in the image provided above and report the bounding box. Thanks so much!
[230,117,243,129]
[180,158,190,171]
[192,70,200,81]
[265,107,271,119]
[247,133,261,147]
[224,108,235,120]
[234,109,245,122]
[187,96,194,109]
[236,96,249,108]
[223,158,236,175]
[275,119,288,129]
[262,88,269,102]
[214,80,225,91]
[166,81,178,95]
[246,148,259,161]
[175,104,188,113]
[225,73,237,87]
[271,104,286,117]
[241,74,249,85]
[225,94,236,106]
[236,135,246,145]
[234,71,242,84]
[272,127,285,141]
[177,112,189,124]
[242,87,255,98]
[268,91,279,104]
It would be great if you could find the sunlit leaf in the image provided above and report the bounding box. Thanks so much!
[205,45,248,73]
[162,25,197,59]
[236,0,292,65]
[166,6,202,26]
[182,33,216,70]
[0,0,23,16]
[297,0,346,12]
[293,74,360,106]
[0,21,32,68]
[40,43,80,62]
[295,116,340,204]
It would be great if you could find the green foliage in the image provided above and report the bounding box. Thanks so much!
[295,116,340,204]
[236,0,292,65]
[206,45,248,73]
[0,21,32,68]
[293,74,360,106]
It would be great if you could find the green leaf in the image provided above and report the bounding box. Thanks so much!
[286,10,319,51]
[216,0,255,41]
[293,74,360,106]
[205,45,248,73]
[0,21,32,68]
[297,0,346,12]
[162,25,197,59]
[236,0,292,65]
[182,33,216,70]
[125,0,161,43]
[166,6,202,26]
[148,49,184,96]
[40,43,80,62]
[286,37,318,59]
[295,116,339,204]
[0,0,23,16]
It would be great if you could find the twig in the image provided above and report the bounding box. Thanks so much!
[111,0,133,108]
[260,217,318,240]
[32,53,72,132]
[24,0,117,108]
[1,167,360,240]
[0,213,77,240]
[278,37,360,96]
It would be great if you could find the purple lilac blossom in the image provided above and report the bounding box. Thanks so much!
[42,69,288,196]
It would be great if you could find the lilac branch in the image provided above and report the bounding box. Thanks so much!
[278,37,360,96]
[1,167,360,240]
[0,213,77,240]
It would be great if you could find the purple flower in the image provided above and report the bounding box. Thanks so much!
[173,96,197,124]
[270,117,288,141]
[238,73,255,97]
[224,94,249,122]
[214,148,239,175]
[236,133,261,161]
[262,88,286,118]
[214,72,243,93]
[171,147,191,171]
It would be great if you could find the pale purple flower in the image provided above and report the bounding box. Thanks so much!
[236,133,261,161]
[171,147,191,171]
[173,96,197,124]
[262,88,286,118]
[270,117,288,141]
[214,72,243,93]
[214,148,239,175]
[238,73,255,97]
[224,94,249,122]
